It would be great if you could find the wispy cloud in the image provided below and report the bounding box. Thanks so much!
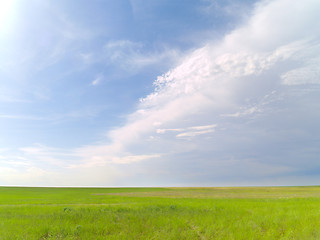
[0,2,91,75]
[221,107,261,118]
[281,55,320,85]
[91,74,104,86]
[103,39,180,73]
[19,144,72,168]
[0,114,45,120]
[0,105,108,125]
[157,124,217,138]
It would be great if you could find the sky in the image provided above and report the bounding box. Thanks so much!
[0,0,319,186]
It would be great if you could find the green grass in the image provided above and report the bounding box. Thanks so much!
[1,186,320,239]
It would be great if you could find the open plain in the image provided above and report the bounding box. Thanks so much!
[1,186,320,239]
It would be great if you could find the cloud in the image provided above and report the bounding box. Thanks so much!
[281,55,320,85]
[111,154,161,164]
[0,114,45,120]
[176,129,215,138]
[0,1,91,75]
[19,144,71,168]
[74,0,320,184]
[103,39,180,73]
[77,52,93,64]
[51,0,320,185]
[1,0,320,186]
[157,124,217,138]
[222,107,261,118]
[91,74,103,86]
[0,106,105,123]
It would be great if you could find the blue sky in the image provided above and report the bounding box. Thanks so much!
[0,0,319,186]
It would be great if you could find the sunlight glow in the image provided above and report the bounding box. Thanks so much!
[0,0,14,27]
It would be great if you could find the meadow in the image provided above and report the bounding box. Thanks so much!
[1,186,320,239]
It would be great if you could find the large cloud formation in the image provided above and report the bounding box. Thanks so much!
[68,0,320,186]
[1,0,320,186]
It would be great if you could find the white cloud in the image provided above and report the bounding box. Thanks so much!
[281,54,320,85]
[0,114,45,120]
[64,0,320,179]
[78,52,93,64]
[176,129,215,138]
[156,128,183,134]
[111,154,161,164]
[1,0,320,186]
[0,106,105,123]
[91,74,103,86]
[0,1,92,77]
[157,124,217,138]
[222,107,261,118]
[19,144,71,168]
[104,39,180,73]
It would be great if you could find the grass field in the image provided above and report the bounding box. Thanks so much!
[1,186,320,239]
